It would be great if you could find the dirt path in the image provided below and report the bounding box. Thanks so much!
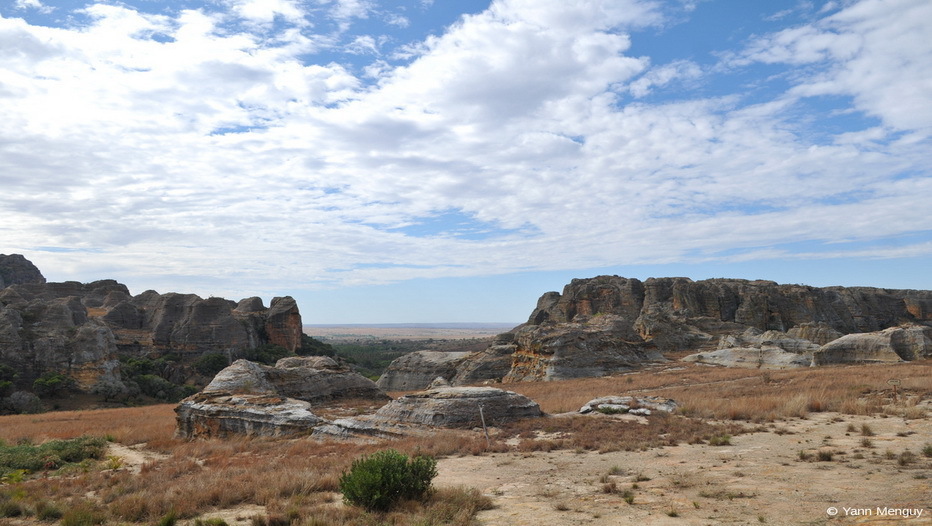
[106,443,169,473]
[435,411,932,526]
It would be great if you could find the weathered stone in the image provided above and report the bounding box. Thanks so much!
[177,357,389,438]
[450,342,517,386]
[579,396,678,414]
[203,358,388,404]
[0,254,45,289]
[175,393,325,438]
[481,275,932,381]
[235,297,265,312]
[376,351,470,391]
[0,255,308,396]
[366,386,542,428]
[265,297,303,352]
[682,347,813,369]
[812,326,932,365]
[503,315,664,382]
[787,322,844,345]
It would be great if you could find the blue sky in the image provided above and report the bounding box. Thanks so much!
[2,0,931,323]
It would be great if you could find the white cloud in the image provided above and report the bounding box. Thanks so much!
[741,0,932,132]
[225,0,308,26]
[628,60,702,97]
[1,0,930,300]
[14,0,52,13]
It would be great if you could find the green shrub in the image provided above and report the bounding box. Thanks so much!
[0,499,25,518]
[243,344,291,365]
[36,500,64,521]
[60,502,107,526]
[32,372,76,397]
[339,449,437,512]
[194,353,230,377]
[297,334,336,357]
[0,436,107,476]
[708,434,732,446]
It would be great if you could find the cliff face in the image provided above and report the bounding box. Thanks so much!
[493,276,932,382]
[0,261,303,394]
[0,254,46,289]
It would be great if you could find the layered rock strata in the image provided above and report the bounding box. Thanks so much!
[456,276,932,382]
[0,256,304,393]
[375,351,470,391]
[175,357,388,438]
[362,386,543,428]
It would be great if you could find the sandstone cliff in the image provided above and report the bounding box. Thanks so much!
[0,254,45,289]
[0,257,305,399]
[462,276,932,382]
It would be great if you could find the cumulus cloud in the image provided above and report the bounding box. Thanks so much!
[0,0,930,301]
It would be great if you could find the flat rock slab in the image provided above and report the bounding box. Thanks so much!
[579,395,678,415]
[682,347,812,369]
[366,386,543,428]
[175,393,326,438]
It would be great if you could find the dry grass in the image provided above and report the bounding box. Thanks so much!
[1,360,929,524]
[0,404,178,446]
[501,412,748,453]
[504,361,932,422]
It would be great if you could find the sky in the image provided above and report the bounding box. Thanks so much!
[2,0,931,324]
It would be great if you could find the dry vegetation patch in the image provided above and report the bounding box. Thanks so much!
[0,361,929,525]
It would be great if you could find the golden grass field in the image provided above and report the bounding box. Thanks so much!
[1,361,930,525]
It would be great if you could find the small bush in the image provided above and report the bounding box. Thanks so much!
[860,424,875,437]
[339,449,438,512]
[0,436,107,475]
[36,501,64,521]
[193,353,229,377]
[708,434,732,446]
[898,450,917,467]
[60,502,107,526]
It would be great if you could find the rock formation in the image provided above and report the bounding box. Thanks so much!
[812,326,932,365]
[0,256,306,398]
[363,386,542,428]
[376,351,470,391]
[0,254,45,289]
[579,396,678,415]
[175,357,388,438]
[201,357,388,403]
[175,393,326,438]
[450,276,932,382]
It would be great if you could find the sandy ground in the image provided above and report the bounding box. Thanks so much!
[434,410,932,526]
[93,404,930,526]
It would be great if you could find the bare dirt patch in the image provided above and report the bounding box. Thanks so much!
[436,410,932,525]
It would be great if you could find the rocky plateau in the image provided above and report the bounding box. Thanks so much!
[0,254,303,408]
[379,275,932,389]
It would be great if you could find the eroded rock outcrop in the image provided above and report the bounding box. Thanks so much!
[0,256,306,396]
[175,393,326,438]
[202,358,388,403]
[464,275,932,382]
[363,386,542,428]
[579,396,678,415]
[812,326,932,365]
[376,351,470,391]
[176,357,388,438]
[0,254,45,289]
